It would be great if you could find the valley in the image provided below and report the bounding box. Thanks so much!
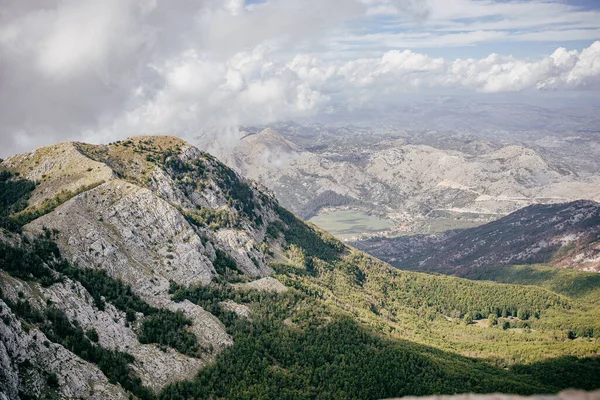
[3,2,600,399]
[352,200,600,273]
[307,209,395,239]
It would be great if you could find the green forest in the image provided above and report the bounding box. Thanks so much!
[158,215,600,399]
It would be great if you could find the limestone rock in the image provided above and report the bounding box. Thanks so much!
[0,299,129,400]
[219,300,251,319]
[234,277,288,293]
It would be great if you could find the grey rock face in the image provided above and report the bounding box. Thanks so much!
[219,300,251,319]
[234,277,289,293]
[0,299,129,400]
[27,180,217,292]
[1,136,293,397]
[41,279,208,391]
[0,271,210,393]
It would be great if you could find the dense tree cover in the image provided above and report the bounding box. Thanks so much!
[162,284,600,399]
[1,296,154,400]
[211,249,242,277]
[164,154,194,174]
[275,204,346,262]
[273,249,600,368]
[0,234,60,286]
[170,281,278,331]
[456,264,600,338]
[532,306,600,339]
[138,310,200,357]
[266,220,285,239]
[460,264,600,304]
[511,356,600,391]
[0,168,36,231]
[284,252,573,321]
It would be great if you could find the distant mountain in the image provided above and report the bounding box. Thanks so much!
[203,127,600,235]
[2,137,600,399]
[353,200,600,273]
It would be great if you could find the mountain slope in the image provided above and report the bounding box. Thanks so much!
[353,200,600,273]
[0,137,278,397]
[1,136,599,399]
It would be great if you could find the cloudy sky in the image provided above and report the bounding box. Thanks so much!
[1,0,599,157]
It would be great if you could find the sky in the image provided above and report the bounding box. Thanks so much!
[0,0,599,157]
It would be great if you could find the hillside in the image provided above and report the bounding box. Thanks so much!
[353,200,600,273]
[203,127,600,237]
[1,137,600,399]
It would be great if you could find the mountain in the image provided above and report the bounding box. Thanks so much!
[353,200,600,273]
[1,137,600,399]
[203,127,600,237]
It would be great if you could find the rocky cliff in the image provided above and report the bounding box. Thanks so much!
[2,136,600,399]
[0,136,286,398]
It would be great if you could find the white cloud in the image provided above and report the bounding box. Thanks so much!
[0,0,599,157]
[86,40,600,141]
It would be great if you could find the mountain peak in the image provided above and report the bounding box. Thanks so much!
[257,128,281,137]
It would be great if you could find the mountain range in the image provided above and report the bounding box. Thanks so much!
[203,126,600,237]
[1,137,599,399]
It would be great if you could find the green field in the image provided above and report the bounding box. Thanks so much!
[308,209,394,238]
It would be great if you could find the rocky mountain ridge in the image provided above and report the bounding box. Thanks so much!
[2,136,600,399]
[0,136,284,398]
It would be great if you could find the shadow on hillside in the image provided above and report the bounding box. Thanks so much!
[159,315,600,399]
[511,355,600,391]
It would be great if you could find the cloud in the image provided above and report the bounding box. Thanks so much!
[0,0,599,157]
[291,41,600,98]
[69,40,600,144]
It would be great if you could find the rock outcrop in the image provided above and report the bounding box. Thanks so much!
[0,136,290,398]
[0,298,129,400]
